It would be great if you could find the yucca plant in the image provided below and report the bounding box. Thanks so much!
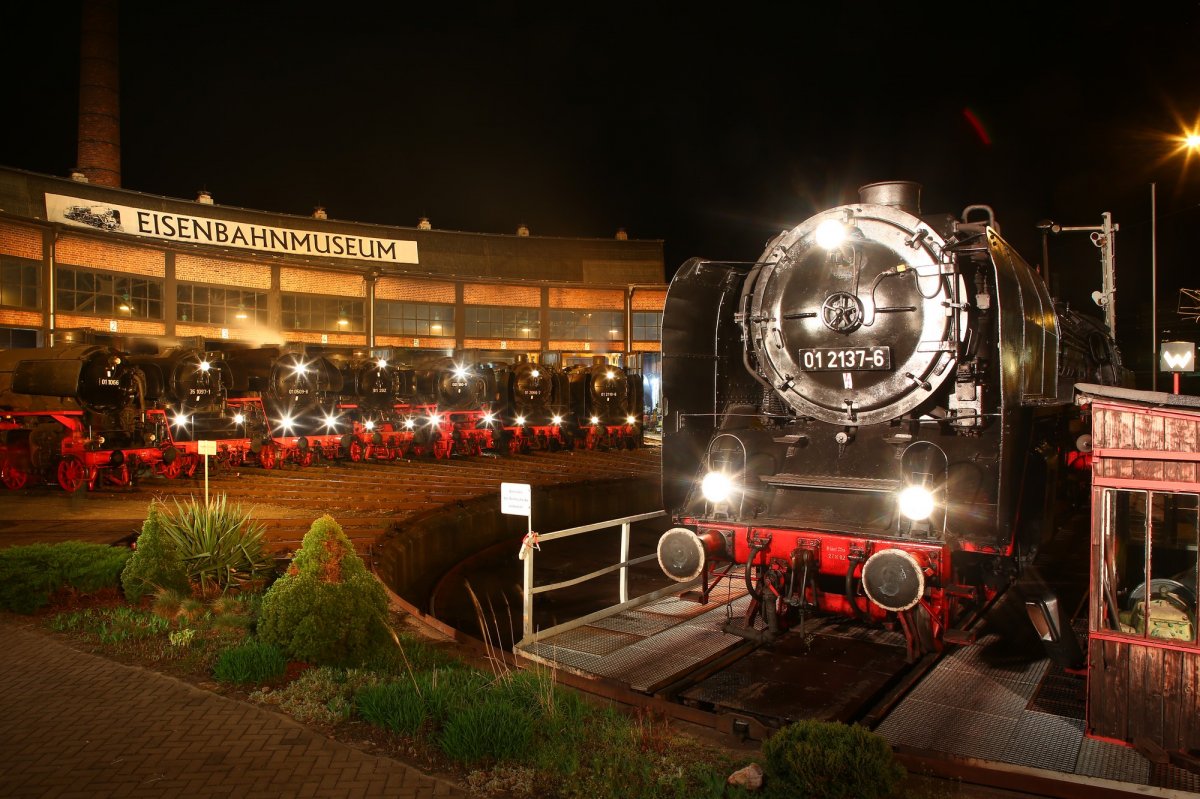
[154,495,272,593]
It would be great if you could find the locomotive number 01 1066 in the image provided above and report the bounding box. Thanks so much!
[798,346,892,371]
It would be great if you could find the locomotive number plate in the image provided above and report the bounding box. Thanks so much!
[798,346,892,371]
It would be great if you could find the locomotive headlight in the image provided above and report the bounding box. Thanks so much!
[626,415,637,425]
[364,420,375,431]
[293,363,308,376]
[531,369,540,378]
[552,415,563,426]
[404,418,415,429]
[377,358,388,369]
[815,218,847,249]
[483,413,496,424]
[325,413,341,429]
[701,471,733,503]
[280,414,295,431]
[172,413,189,427]
[233,413,245,425]
[198,360,211,372]
[453,365,468,379]
[516,415,527,426]
[590,416,600,425]
[605,370,615,380]
[898,485,935,521]
[430,414,442,425]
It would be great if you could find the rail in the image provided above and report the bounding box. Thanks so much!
[519,509,687,647]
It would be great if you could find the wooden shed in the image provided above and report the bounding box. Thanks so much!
[1075,383,1200,753]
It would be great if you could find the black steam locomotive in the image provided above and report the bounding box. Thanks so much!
[0,343,169,490]
[566,356,644,450]
[656,181,1130,659]
[493,355,573,453]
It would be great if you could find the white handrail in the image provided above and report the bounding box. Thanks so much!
[519,509,671,647]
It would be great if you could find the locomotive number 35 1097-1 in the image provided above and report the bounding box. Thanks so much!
[798,346,892,372]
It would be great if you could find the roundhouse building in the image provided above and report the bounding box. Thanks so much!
[0,165,667,407]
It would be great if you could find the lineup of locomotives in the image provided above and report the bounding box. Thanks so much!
[656,181,1132,661]
[0,342,644,492]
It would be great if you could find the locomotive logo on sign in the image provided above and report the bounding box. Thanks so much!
[821,292,865,334]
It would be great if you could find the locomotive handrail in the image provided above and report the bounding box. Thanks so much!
[518,509,672,647]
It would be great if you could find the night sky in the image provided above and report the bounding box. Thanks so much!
[5,1,1200,370]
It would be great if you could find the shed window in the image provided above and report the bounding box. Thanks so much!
[1100,489,1198,644]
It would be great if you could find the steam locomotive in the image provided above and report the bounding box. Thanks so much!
[493,355,573,453]
[655,181,1130,660]
[566,356,644,450]
[0,343,168,491]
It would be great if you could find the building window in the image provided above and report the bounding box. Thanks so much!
[1,257,40,309]
[177,284,268,326]
[633,311,662,341]
[55,266,163,319]
[376,301,454,337]
[282,293,364,332]
[464,306,539,339]
[1100,488,1198,644]
[549,309,624,341]
[0,327,39,348]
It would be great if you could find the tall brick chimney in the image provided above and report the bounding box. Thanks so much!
[77,0,121,187]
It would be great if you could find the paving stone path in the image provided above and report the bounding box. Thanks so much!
[0,619,470,799]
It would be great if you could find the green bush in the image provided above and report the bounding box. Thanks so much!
[121,505,190,602]
[439,695,535,764]
[355,680,427,735]
[256,515,392,666]
[213,638,287,684]
[0,541,131,613]
[156,495,272,592]
[761,719,905,799]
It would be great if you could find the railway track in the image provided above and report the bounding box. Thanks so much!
[0,444,661,554]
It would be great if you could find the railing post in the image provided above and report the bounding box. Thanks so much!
[522,542,534,643]
[620,521,630,604]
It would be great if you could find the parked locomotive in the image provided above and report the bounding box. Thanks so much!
[412,356,497,458]
[332,355,434,461]
[220,345,343,467]
[0,343,168,491]
[656,181,1130,660]
[493,355,573,453]
[566,357,644,450]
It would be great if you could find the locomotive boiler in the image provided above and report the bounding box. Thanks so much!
[566,357,644,450]
[656,181,1129,659]
[0,343,167,491]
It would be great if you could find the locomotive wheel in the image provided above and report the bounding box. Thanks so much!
[258,445,278,470]
[1,461,29,490]
[57,456,89,493]
[300,449,315,467]
[158,458,183,479]
[349,440,364,462]
[183,455,199,477]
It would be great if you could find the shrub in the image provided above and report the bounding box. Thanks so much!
[761,719,905,799]
[439,695,535,764]
[355,681,427,735]
[121,505,190,603]
[213,638,287,684]
[256,515,392,666]
[155,495,272,592]
[251,666,384,725]
[0,541,130,613]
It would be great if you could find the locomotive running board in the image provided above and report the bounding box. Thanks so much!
[760,473,901,492]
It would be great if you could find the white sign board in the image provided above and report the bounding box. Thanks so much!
[197,440,217,456]
[501,482,531,516]
[1160,341,1196,373]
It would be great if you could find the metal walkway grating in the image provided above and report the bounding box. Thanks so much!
[516,585,752,693]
